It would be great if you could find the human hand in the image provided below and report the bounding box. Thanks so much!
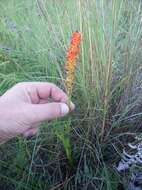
[0,82,74,143]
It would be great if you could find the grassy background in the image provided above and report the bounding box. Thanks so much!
[0,0,142,189]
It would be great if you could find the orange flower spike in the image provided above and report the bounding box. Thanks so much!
[65,32,81,96]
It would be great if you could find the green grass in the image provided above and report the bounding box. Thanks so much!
[0,0,142,189]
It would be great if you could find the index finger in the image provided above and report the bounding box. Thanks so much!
[24,82,68,102]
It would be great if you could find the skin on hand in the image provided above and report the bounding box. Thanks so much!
[0,82,75,144]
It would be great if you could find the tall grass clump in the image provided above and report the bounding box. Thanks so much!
[0,0,142,189]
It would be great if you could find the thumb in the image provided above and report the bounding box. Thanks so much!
[28,102,70,123]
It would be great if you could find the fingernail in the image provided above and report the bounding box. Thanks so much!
[69,101,75,110]
[61,103,69,116]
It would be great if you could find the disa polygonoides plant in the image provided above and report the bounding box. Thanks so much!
[56,32,81,165]
[65,31,81,100]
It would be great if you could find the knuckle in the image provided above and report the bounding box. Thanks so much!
[50,83,57,89]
